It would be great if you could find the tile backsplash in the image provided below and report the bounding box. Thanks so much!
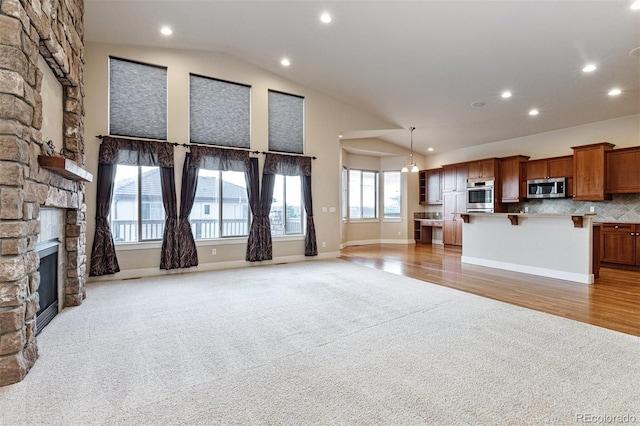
[508,193,640,223]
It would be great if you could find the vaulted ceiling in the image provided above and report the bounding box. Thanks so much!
[85,1,640,155]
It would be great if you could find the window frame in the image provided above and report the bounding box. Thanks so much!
[110,165,165,244]
[348,168,379,221]
[270,174,306,237]
[382,170,402,221]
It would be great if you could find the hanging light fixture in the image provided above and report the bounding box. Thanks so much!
[401,126,419,173]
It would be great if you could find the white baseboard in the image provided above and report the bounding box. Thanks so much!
[87,252,341,282]
[461,256,594,285]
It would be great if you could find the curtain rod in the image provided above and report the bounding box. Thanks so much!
[96,135,260,154]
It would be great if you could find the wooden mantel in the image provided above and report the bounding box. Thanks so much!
[38,156,93,182]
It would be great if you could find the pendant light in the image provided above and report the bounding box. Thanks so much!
[401,126,419,173]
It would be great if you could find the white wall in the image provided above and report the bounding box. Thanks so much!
[424,114,639,169]
[84,42,396,278]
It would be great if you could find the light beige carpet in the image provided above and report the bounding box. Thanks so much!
[0,259,638,425]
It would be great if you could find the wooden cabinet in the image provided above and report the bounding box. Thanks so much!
[442,163,468,192]
[442,191,466,247]
[572,142,614,201]
[468,158,498,179]
[601,223,640,267]
[525,155,573,179]
[419,169,442,205]
[606,146,640,194]
[500,155,529,203]
[525,155,574,197]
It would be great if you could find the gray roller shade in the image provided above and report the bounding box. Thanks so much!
[190,75,251,148]
[268,90,304,154]
[109,57,167,140]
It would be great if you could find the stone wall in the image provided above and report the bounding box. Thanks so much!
[0,0,85,386]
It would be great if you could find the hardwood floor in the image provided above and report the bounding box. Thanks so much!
[340,244,640,337]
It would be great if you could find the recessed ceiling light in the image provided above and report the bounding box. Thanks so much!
[582,64,597,73]
[501,91,512,99]
[471,101,486,107]
[630,47,640,57]
[529,109,539,116]
[320,13,332,23]
[280,58,291,67]
[338,134,343,138]
[427,147,434,152]
[631,1,640,10]
[160,26,173,36]
[608,88,622,96]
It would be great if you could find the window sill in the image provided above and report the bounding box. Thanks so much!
[348,219,379,224]
[382,219,402,223]
[115,241,163,251]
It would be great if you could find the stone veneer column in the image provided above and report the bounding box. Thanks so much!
[0,0,85,386]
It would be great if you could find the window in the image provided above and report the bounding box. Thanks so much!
[268,90,304,154]
[190,169,249,239]
[270,175,304,236]
[349,169,378,220]
[109,57,167,140]
[110,165,165,242]
[189,74,251,148]
[383,171,401,220]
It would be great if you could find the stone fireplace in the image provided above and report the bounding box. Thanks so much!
[0,0,87,386]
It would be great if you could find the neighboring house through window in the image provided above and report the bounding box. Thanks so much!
[190,169,250,239]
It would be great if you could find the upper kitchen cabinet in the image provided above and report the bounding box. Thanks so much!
[525,155,573,179]
[572,142,615,201]
[442,163,469,192]
[606,146,640,194]
[468,158,498,179]
[500,155,529,203]
[525,155,574,197]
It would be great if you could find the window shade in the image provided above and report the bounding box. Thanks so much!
[190,75,251,148]
[109,57,167,140]
[268,90,304,154]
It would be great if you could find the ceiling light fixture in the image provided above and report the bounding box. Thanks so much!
[281,58,291,67]
[401,127,419,173]
[631,1,640,10]
[582,64,597,73]
[608,88,622,96]
[501,91,512,98]
[529,109,539,116]
[427,147,434,152]
[320,13,332,23]
[160,26,173,36]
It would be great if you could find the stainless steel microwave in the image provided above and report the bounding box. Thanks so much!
[527,177,566,199]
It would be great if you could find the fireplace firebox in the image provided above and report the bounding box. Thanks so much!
[36,239,60,334]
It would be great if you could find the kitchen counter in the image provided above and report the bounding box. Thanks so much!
[459,213,598,284]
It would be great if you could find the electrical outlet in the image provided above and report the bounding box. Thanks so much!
[589,206,595,213]
[524,206,529,213]
[322,241,326,247]
[211,248,217,255]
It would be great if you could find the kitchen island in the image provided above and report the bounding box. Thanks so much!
[459,213,598,284]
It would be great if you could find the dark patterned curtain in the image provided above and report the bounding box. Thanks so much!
[89,162,119,276]
[302,175,317,256]
[247,173,275,261]
[177,152,199,268]
[247,153,316,261]
[177,145,250,267]
[245,158,262,261]
[89,136,176,275]
[160,167,179,269]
